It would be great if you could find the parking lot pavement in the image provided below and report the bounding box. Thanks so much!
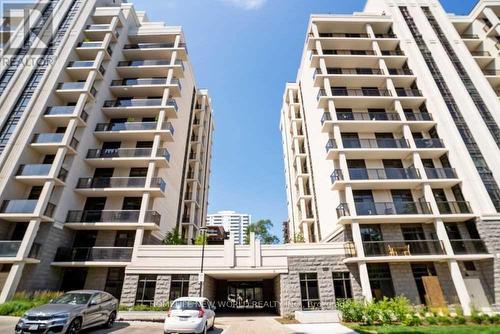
[0,316,226,333]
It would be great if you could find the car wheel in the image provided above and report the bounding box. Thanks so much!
[65,318,81,334]
[209,316,215,331]
[105,311,116,328]
[198,323,207,334]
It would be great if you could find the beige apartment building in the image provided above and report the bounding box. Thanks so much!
[281,0,500,315]
[0,0,213,303]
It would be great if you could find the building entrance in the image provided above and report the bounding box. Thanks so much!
[214,279,277,313]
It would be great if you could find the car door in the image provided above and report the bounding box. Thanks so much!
[202,299,215,326]
[84,293,102,327]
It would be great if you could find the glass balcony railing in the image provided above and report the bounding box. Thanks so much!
[320,49,376,56]
[342,138,410,149]
[95,121,174,134]
[348,201,432,216]
[331,88,392,97]
[32,133,64,144]
[17,164,51,176]
[415,138,445,148]
[45,106,75,115]
[425,168,457,179]
[325,139,337,152]
[360,240,444,256]
[482,69,500,76]
[395,88,423,97]
[54,247,133,262]
[336,111,400,121]
[449,239,488,255]
[86,147,171,162]
[67,61,95,68]
[341,168,421,180]
[0,241,21,257]
[111,78,168,86]
[76,177,165,191]
[404,112,433,121]
[117,60,170,67]
[124,42,177,49]
[460,34,479,39]
[77,41,103,48]
[66,210,161,225]
[387,68,414,75]
[0,200,37,214]
[321,112,332,125]
[318,33,370,38]
[57,82,86,90]
[435,201,472,214]
[86,24,111,30]
[103,98,162,108]
[336,203,351,217]
[374,33,397,38]
[319,68,384,76]
[381,50,405,56]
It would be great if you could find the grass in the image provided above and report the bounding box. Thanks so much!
[347,324,500,334]
[0,291,63,316]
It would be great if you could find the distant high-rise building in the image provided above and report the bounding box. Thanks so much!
[206,211,250,244]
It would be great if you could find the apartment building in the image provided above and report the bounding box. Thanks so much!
[281,0,500,314]
[206,210,250,245]
[0,0,213,303]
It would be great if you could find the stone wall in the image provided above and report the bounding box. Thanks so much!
[202,275,216,301]
[84,268,108,290]
[281,255,362,316]
[188,274,200,297]
[120,274,139,306]
[476,219,500,310]
[154,275,171,306]
[389,263,420,304]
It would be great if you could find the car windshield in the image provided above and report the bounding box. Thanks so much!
[51,293,92,305]
[172,300,200,310]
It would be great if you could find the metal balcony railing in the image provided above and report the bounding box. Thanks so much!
[86,24,111,30]
[322,68,384,75]
[380,50,405,56]
[435,201,472,214]
[321,112,332,125]
[104,98,162,108]
[66,210,160,225]
[336,203,351,217]
[449,239,488,255]
[77,41,103,48]
[387,68,414,75]
[86,147,170,162]
[331,88,392,97]
[57,82,86,90]
[111,78,168,86]
[352,201,432,215]
[67,61,94,68]
[425,168,457,179]
[395,88,423,97]
[17,164,51,176]
[483,69,500,76]
[470,51,491,57]
[117,60,170,66]
[0,241,21,257]
[318,32,370,38]
[0,200,37,214]
[321,49,376,56]
[460,34,479,39]
[123,42,177,49]
[362,240,445,256]
[414,138,445,148]
[374,33,397,38]
[404,112,433,121]
[342,138,410,149]
[346,167,420,180]
[336,111,400,121]
[54,247,133,262]
[31,133,65,144]
[95,121,174,134]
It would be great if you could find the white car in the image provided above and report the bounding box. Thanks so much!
[164,297,216,334]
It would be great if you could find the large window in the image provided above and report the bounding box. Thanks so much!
[169,274,190,301]
[135,275,157,305]
[367,264,395,300]
[332,272,352,299]
[299,273,320,309]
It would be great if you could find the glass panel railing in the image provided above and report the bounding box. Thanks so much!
[348,168,420,180]
[362,240,445,256]
[336,203,351,217]
[425,168,457,179]
[54,247,133,262]
[95,122,157,132]
[0,200,37,213]
[87,148,152,158]
[354,201,432,215]
[45,106,76,116]
[77,41,103,48]
[111,78,168,86]
[336,112,400,121]
[436,201,472,214]
[123,42,177,49]
[103,98,163,108]
[76,177,148,189]
[86,24,111,30]
[342,138,409,149]
[449,239,488,255]
[325,139,337,152]
[57,82,86,90]
[68,61,95,68]
[0,241,21,257]
[66,210,161,225]
[395,88,423,97]
[117,60,170,67]
[32,133,64,144]
[415,138,445,148]
[331,88,392,97]
[17,164,51,176]
[404,112,433,121]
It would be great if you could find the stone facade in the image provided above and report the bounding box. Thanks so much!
[154,275,171,306]
[476,219,500,310]
[120,274,139,307]
[84,268,108,291]
[189,274,201,297]
[389,263,420,304]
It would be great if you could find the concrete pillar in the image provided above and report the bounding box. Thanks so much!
[358,262,372,301]
[449,260,472,316]
[0,263,25,303]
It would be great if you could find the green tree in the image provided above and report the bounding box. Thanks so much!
[244,219,279,245]
[194,233,207,245]
[293,232,305,243]
[163,227,184,245]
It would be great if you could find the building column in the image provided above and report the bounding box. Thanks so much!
[0,263,25,303]
[352,220,372,301]
[448,260,472,316]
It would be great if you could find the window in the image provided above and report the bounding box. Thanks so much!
[332,272,352,299]
[169,274,190,301]
[299,273,320,309]
[135,275,157,305]
[367,264,395,300]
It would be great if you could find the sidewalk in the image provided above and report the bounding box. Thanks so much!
[117,311,166,322]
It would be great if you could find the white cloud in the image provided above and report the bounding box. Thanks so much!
[220,0,267,10]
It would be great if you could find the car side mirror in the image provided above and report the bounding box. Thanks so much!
[89,300,97,307]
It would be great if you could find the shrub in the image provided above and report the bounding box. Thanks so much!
[402,314,422,326]
[426,316,438,325]
[437,315,452,325]
[0,290,63,316]
[337,298,365,323]
[470,310,490,325]
[489,314,500,324]
[453,315,466,325]
[337,296,412,325]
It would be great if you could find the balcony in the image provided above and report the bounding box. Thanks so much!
[336,201,433,224]
[0,241,21,257]
[122,42,188,60]
[314,68,386,87]
[327,111,401,132]
[0,200,55,221]
[76,41,112,59]
[414,138,447,158]
[75,177,166,196]
[330,138,410,159]
[30,133,79,154]
[360,239,445,257]
[84,23,115,39]
[86,147,171,168]
[65,210,160,230]
[395,88,423,97]
[102,98,178,118]
[53,247,133,264]
[317,33,370,38]
[94,121,174,141]
[44,106,88,126]
[331,167,421,190]
[56,82,96,100]
[435,201,473,218]
[116,59,184,77]
[110,78,181,97]
[450,239,488,255]
[66,61,104,80]
[318,88,393,108]
[15,164,68,185]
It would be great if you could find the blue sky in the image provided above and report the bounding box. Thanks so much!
[137,0,478,240]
